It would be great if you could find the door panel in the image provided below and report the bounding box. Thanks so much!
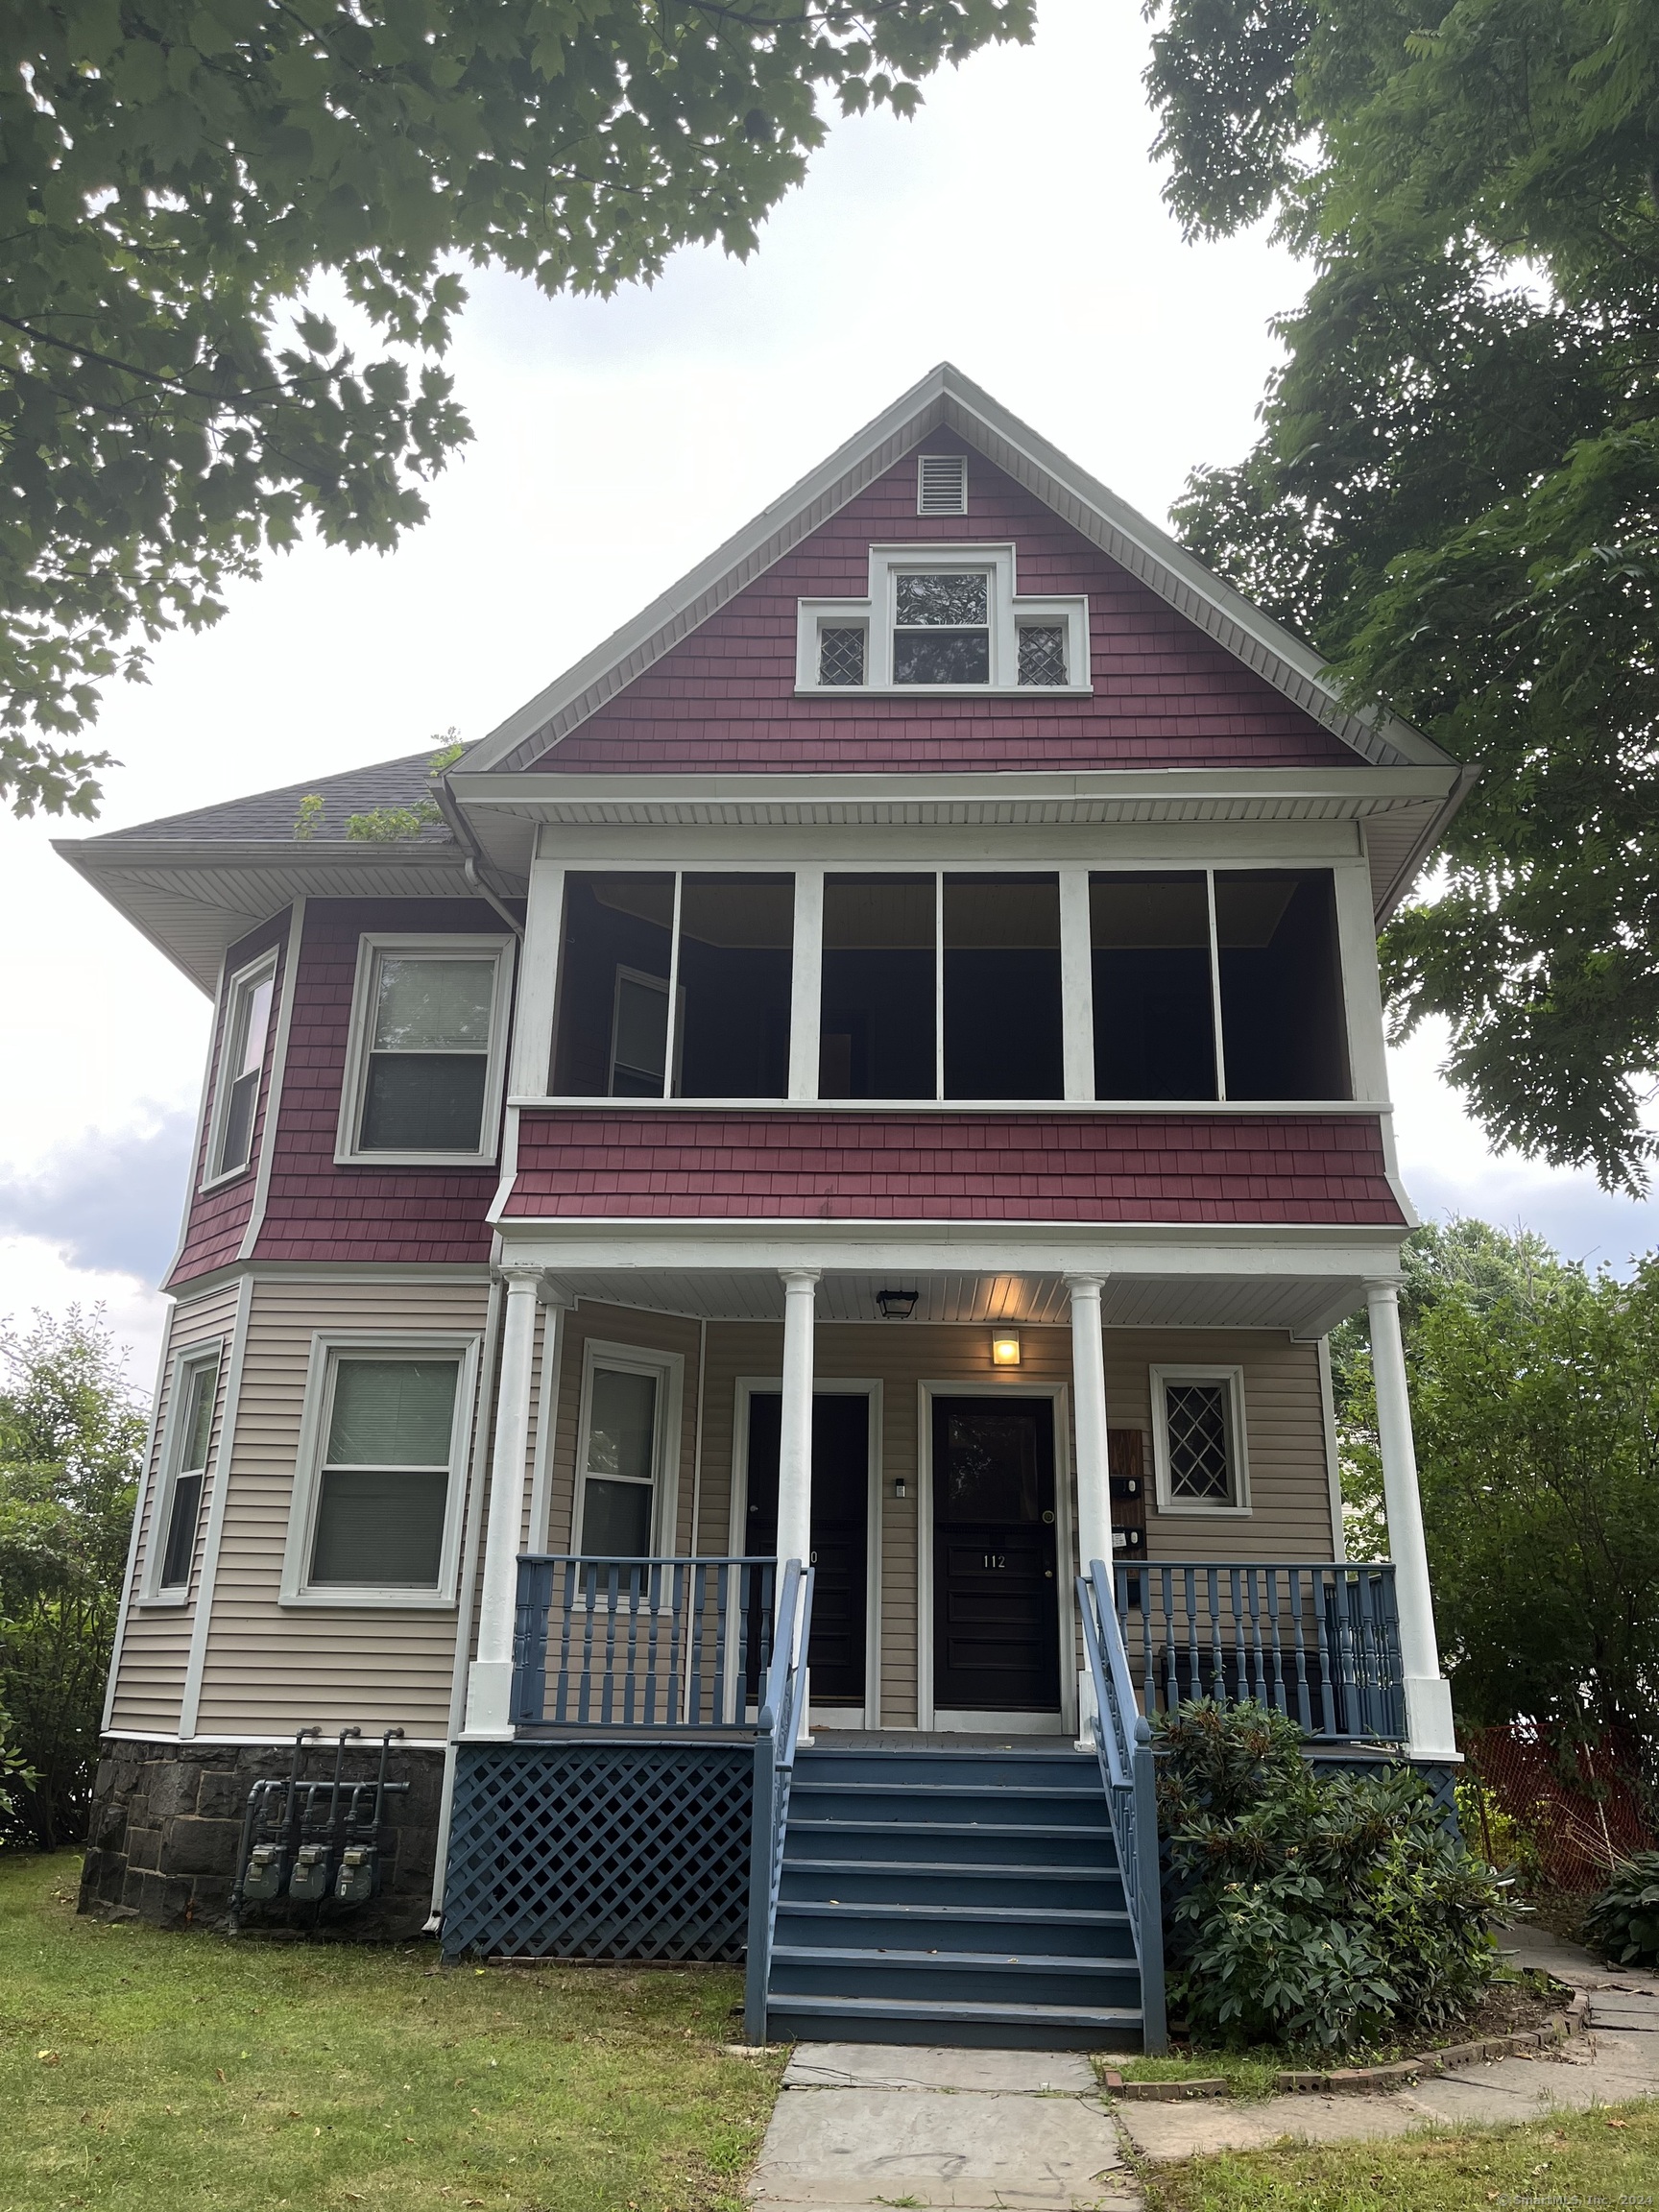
[744,1392,870,1704]
[932,1396,1060,1712]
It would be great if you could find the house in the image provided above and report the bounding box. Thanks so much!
[60,366,1472,2049]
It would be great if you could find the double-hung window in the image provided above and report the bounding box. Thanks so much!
[146,1350,221,1600]
[796,544,1088,693]
[573,1344,680,1554]
[337,935,514,1165]
[1150,1366,1250,1514]
[204,953,276,1183]
[282,1337,477,1604]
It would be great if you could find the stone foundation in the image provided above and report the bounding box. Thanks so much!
[78,1737,446,1938]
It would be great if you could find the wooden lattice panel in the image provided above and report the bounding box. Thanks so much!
[441,1742,754,1962]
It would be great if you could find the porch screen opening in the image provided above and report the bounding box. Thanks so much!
[158,1358,218,1590]
[1215,872,1351,1100]
[551,872,793,1098]
[819,875,935,1097]
[943,874,1063,1098]
[309,1358,457,1585]
[552,873,675,1096]
[1090,874,1217,1100]
[358,953,495,1149]
[675,875,793,1097]
[578,1366,659,1553]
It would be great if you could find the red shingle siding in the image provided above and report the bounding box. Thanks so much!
[503,1111,1407,1226]
[165,915,291,1288]
[249,899,505,1268]
[528,437,1356,777]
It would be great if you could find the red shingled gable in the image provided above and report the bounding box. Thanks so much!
[525,435,1358,778]
[503,1110,1407,1226]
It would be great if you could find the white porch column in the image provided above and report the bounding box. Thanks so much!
[1366,1280,1456,1759]
[1067,1275,1112,1577]
[776,1269,820,1588]
[466,1263,543,1737]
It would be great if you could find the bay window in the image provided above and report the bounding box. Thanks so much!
[338,935,514,1165]
[204,953,276,1183]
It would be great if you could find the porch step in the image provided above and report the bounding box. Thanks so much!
[766,1746,1145,2051]
[762,1991,1145,2052]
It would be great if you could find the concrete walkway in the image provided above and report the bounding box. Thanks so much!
[750,2044,1140,2211]
[1118,1934,1659,2163]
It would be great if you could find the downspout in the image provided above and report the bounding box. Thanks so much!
[433,776,525,938]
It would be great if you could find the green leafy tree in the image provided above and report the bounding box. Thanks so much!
[1142,0,1659,1190]
[1,0,1031,818]
[1334,1221,1659,1738]
[0,1309,143,1849]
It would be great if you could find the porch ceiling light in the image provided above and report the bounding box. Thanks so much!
[991,1331,1022,1368]
[876,1287,920,1319]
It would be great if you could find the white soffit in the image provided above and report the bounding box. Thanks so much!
[465,362,1456,783]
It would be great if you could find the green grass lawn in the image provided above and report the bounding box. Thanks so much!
[1142,2104,1659,2209]
[0,1852,783,2212]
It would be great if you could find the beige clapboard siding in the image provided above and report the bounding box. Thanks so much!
[109,1281,244,1737]
[192,1275,492,1740]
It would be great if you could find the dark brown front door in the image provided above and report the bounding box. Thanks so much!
[932,1396,1061,1712]
[744,1392,869,1705]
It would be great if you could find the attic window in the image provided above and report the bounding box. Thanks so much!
[918,453,968,515]
[797,544,1088,693]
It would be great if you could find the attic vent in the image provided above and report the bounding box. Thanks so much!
[917,453,968,516]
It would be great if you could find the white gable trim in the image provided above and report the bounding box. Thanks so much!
[464,363,1453,781]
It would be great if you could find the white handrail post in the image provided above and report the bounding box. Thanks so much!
[1365,1279,1456,1759]
[1068,1274,1112,1743]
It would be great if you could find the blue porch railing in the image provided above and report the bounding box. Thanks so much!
[743,1556,814,2042]
[1078,1558,1167,2053]
[511,1555,778,1731]
[1115,1560,1405,1744]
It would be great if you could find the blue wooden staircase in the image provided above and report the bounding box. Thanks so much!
[763,1745,1146,2049]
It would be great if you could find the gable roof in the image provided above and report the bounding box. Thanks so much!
[464,362,1454,781]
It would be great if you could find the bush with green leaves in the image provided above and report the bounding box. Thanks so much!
[1583,1854,1659,1969]
[1157,1699,1504,2053]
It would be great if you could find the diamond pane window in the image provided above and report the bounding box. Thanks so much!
[1018,625,1068,686]
[818,626,866,685]
[1164,1381,1235,1503]
[893,571,990,685]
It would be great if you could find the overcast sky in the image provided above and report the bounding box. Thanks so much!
[2,0,1652,1388]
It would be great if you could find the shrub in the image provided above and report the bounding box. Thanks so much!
[1156,1698,1505,2053]
[1583,1853,1659,1968]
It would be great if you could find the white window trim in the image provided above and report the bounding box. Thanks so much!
[796,542,1090,695]
[569,1337,685,1557]
[334,932,516,1167]
[279,1331,481,1607]
[138,1343,225,1606]
[200,950,278,1192]
[1149,1363,1252,1517]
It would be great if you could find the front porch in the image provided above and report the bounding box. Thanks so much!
[441,1245,1455,2047]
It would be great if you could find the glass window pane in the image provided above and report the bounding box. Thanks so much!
[820,875,936,1099]
[1018,627,1068,686]
[310,1467,449,1585]
[818,627,865,685]
[1091,874,1217,1100]
[326,1358,458,1467]
[237,974,275,1079]
[359,1054,487,1149]
[217,1069,259,1174]
[553,874,674,1096]
[611,973,670,1095]
[1166,1382,1233,1502]
[938,1410,1040,1524]
[180,1362,216,1473]
[675,875,794,1098]
[1214,872,1350,1100]
[372,955,494,1051]
[942,875,1063,1098]
[896,573,988,626]
[159,1471,204,1589]
[893,631,990,685]
[579,1477,655,1555]
[585,1367,658,1481]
